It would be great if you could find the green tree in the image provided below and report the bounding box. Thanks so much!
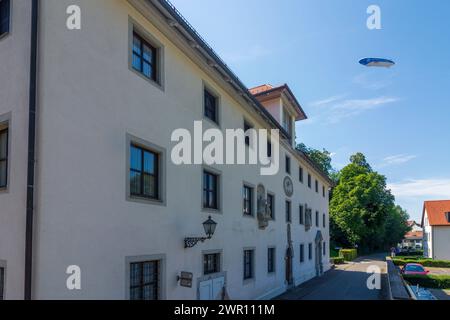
[383,205,411,248]
[330,153,398,253]
[296,143,334,177]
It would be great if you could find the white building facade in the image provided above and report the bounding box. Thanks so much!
[0,0,332,300]
[422,201,450,261]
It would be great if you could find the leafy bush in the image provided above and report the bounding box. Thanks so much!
[392,258,450,268]
[403,275,450,289]
[331,257,345,265]
[339,249,357,261]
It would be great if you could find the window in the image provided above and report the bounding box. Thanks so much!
[323,186,326,198]
[299,205,304,225]
[130,144,159,200]
[308,174,312,188]
[0,266,4,300]
[323,242,326,256]
[244,121,253,146]
[285,200,291,223]
[300,244,305,263]
[308,243,313,260]
[299,166,304,183]
[0,126,8,188]
[323,213,326,228]
[285,156,291,174]
[282,108,292,136]
[267,141,272,158]
[130,261,160,300]
[243,250,254,280]
[243,185,253,216]
[203,171,219,210]
[316,211,319,227]
[203,253,220,275]
[132,31,158,82]
[204,88,218,124]
[268,248,275,274]
[315,180,319,193]
[0,0,10,37]
[267,193,275,220]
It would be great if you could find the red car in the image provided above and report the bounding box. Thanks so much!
[401,263,430,276]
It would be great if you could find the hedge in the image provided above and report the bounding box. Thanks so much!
[331,257,345,265]
[403,275,450,289]
[392,258,450,268]
[399,251,423,257]
[339,249,357,261]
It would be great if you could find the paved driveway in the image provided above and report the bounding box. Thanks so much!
[277,254,388,300]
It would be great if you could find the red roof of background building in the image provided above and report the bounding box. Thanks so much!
[421,200,450,227]
[404,231,423,240]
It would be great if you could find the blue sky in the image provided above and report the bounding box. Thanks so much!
[170,0,450,221]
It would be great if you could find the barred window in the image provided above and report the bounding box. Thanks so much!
[204,253,220,275]
[130,261,159,300]
[243,250,254,280]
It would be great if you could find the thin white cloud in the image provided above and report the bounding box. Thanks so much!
[353,73,392,90]
[222,44,272,63]
[389,179,450,221]
[388,179,450,198]
[379,154,417,168]
[327,96,400,123]
[310,94,347,107]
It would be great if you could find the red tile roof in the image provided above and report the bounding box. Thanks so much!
[404,231,423,240]
[422,200,450,227]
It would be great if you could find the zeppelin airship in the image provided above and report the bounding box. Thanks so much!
[359,58,395,68]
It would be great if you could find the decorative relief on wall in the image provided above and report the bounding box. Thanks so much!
[305,204,312,231]
[257,184,271,230]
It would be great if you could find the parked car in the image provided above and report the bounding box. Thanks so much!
[401,263,429,276]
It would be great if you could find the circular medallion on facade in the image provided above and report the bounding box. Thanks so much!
[283,176,294,197]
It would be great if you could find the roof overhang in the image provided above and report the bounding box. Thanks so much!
[133,0,291,140]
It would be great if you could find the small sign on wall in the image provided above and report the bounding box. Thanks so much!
[178,272,193,288]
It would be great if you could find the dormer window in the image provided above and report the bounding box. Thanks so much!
[282,108,292,136]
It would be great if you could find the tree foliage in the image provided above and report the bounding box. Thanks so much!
[296,143,334,177]
[330,153,410,253]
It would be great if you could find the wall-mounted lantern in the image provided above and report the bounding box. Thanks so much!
[184,216,217,248]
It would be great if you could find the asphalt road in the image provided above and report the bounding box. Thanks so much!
[277,254,389,300]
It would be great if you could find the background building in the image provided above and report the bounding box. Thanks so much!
[400,221,423,250]
[422,200,450,260]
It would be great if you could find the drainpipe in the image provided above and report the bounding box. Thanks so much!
[25,0,39,300]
